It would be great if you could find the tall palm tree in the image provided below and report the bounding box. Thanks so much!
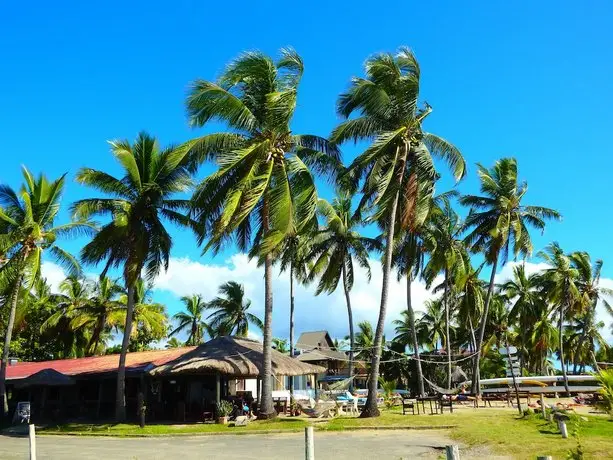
[420,299,447,352]
[122,279,169,352]
[41,275,105,356]
[461,158,560,393]
[537,242,580,393]
[422,204,466,388]
[55,276,125,356]
[332,48,465,416]
[454,261,485,355]
[208,281,263,337]
[72,132,195,421]
[351,320,376,367]
[530,308,559,375]
[186,49,339,418]
[306,195,380,388]
[499,265,542,373]
[276,231,313,360]
[170,294,210,346]
[0,168,89,416]
[571,253,613,371]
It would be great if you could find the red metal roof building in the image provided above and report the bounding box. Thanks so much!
[5,347,196,381]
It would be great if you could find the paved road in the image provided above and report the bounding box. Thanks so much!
[0,430,458,459]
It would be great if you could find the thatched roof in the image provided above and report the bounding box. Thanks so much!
[149,336,325,378]
[15,368,75,388]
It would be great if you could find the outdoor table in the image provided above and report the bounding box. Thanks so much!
[415,396,439,415]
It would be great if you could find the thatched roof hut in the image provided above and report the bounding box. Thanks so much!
[149,336,325,378]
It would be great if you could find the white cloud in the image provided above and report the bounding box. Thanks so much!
[153,254,439,341]
[40,262,67,293]
[43,256,613,345]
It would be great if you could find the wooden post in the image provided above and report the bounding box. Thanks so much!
[96,381,104,419]
[28,424,36,460]
[559,421,568,438]
[216,374,221,405]
[305,426,314,460]
[256,377,262,409]
[539,394,546,419]
[445,445,460,460]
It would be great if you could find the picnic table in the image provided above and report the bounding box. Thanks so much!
[415,396,439,415]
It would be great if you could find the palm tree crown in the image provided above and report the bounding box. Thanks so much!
[171,294,210,346]
[208,281,263,337]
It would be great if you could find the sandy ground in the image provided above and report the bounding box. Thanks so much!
[0,430,486,460]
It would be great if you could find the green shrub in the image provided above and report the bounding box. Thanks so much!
[594,369,613,416]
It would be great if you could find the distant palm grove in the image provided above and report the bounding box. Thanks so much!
[1,47,612,421]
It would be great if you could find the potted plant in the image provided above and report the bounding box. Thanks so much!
[216,400,233,425]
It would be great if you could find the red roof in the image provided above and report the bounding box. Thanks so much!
[6,347,196,381]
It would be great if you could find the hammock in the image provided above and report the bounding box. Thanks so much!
[326,375,359,391]
[423,376,462,396]
[297,400,338,418]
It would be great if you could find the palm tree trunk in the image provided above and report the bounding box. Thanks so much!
[361,149,405,418]
[115,282,136,422]
[444,267,452,389]
[468,315,477,355]
[289,261,295,394]
[559,300,570,394]
[342,264,355,392]
[471,253,499,395]
[406,270,424,397]
[0,273,23,417]
[259,198,275,419]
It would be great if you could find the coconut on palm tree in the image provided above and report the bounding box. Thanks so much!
[0,168,91,417]
[208,281,263,337]
[332,48,465,417]
[461,158,560,394]
[186,49,339,418]
[170,295,210,346]
[72,132,195,421]
[306,194,380,389]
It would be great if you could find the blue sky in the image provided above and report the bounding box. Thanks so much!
[2,1,612,340]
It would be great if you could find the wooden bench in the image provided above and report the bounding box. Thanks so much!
[439,397,453,413]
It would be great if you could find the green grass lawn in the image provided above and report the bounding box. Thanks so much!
[36,407,613,458]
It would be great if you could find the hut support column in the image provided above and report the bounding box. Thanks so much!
[96,381,103,419]
[256,377,261,411]
[215,374,221,406]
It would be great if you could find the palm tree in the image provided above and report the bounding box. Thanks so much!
[59,276,124,356]
[454,261,485,355]
[530,308,559,375]
[570,253,613,371]
[165,337,183,349]
[420,299,447,352]
[276,231,313,360]
[537,243,581,393]
[351,320,376,367]
[0,168,89,416]
[306,194,380,388]
[272,338,289,353]
[208,281,263,337]
[72,132,195,421]
[170,295,210,346]
[461,158,560,393]
[422,203,467,388]
[332,48,465,416]
[186,49,339,418]
[123,280,169,352]
[499,265,542,373]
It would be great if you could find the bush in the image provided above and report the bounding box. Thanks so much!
[593,369,613,416]
[216,400,233,417]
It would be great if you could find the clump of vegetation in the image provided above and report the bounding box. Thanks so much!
[594,369,613,417]
[216,400,234,418]
[378,378,397,409]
